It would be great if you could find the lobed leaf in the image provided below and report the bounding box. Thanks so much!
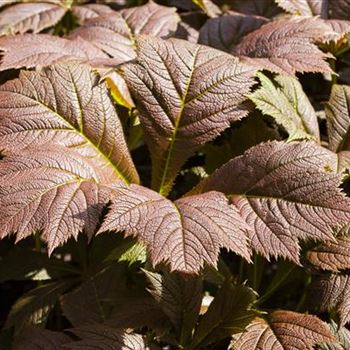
[307,236,350,272]
[249,72,320,141]
[69,1,179,62]
[231,311,334,350]
[0,2,67,35]
[124,36,257,195]
[99,184,251,273]
[233,17,333,75]
[193,141,350,263]
[198,11,268,52]
[326,84,350,153]
[0,34,108,71]
[0,62,138,184]
[311,273,350,326]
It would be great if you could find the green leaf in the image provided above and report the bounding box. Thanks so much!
[249,72,320,141]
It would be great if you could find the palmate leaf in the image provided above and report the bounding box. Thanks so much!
[124,36,257,195]
[145,270,202,344]
[66,326,152,350]
[98,185,251,273]
[233,17,333,75]
[69,1,180,62]
[275,0,327,17]
[0,34,108,71]
[193,141,350,263]
[0,61,138,184]
[249,72,320,141]
[0,2,67,35]
[311,273,350,326]
[307,236,350,272]
[13,327,71,350]
[231,311,334,350]
[198,11,268,52]
[326,84,350,153]
[190,281,257,349]
[0,62,138,251]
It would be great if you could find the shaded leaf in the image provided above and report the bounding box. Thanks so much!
[230,0,281,17]
[13,327,71,350]
[72,4,114,24]
[0,2,67,35]
[66,326,149,350]
[275,0,327,17]
[233,17,333,75]
[124,36,257,195]
[190,281,257,348]
[231,311,334,350]
[69,1,179,62]
[249,72,320,141]
[329,0,350,20]
[193,141,350,263]
[61,263,128,326]
[326,84,350,153]
[198,11,268,52]
[145,270,202,343]
[0,34,108,71]
[0,247,78,282]
[311,273,350,326]
[0,62,138,184]
[99,184,251,273]
[307,236,350,272]
[6,280,74,331]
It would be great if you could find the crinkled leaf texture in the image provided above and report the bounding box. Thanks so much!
[0,62,138,252]
[249,72,320,141]
[72,4,114,25]
[0,2,67,35]
[311,273,350,326]
[326,84,350,152]
[231,311,334,350]
[99,184,251,274]
[198,11,268,52]
[69,1,179,62]
[193,141,350,263]
[66,326,151,350]
[233,17,333,75]
[307,236,350,272]
[124,36,257,195]
[12,327,71,350]
[0,34,108,71]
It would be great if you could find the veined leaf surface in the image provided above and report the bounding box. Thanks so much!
[124,36,257,195]
[99,184,251,273]
[193,141,350,263]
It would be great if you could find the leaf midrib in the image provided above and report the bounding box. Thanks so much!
[9,91,130,184]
